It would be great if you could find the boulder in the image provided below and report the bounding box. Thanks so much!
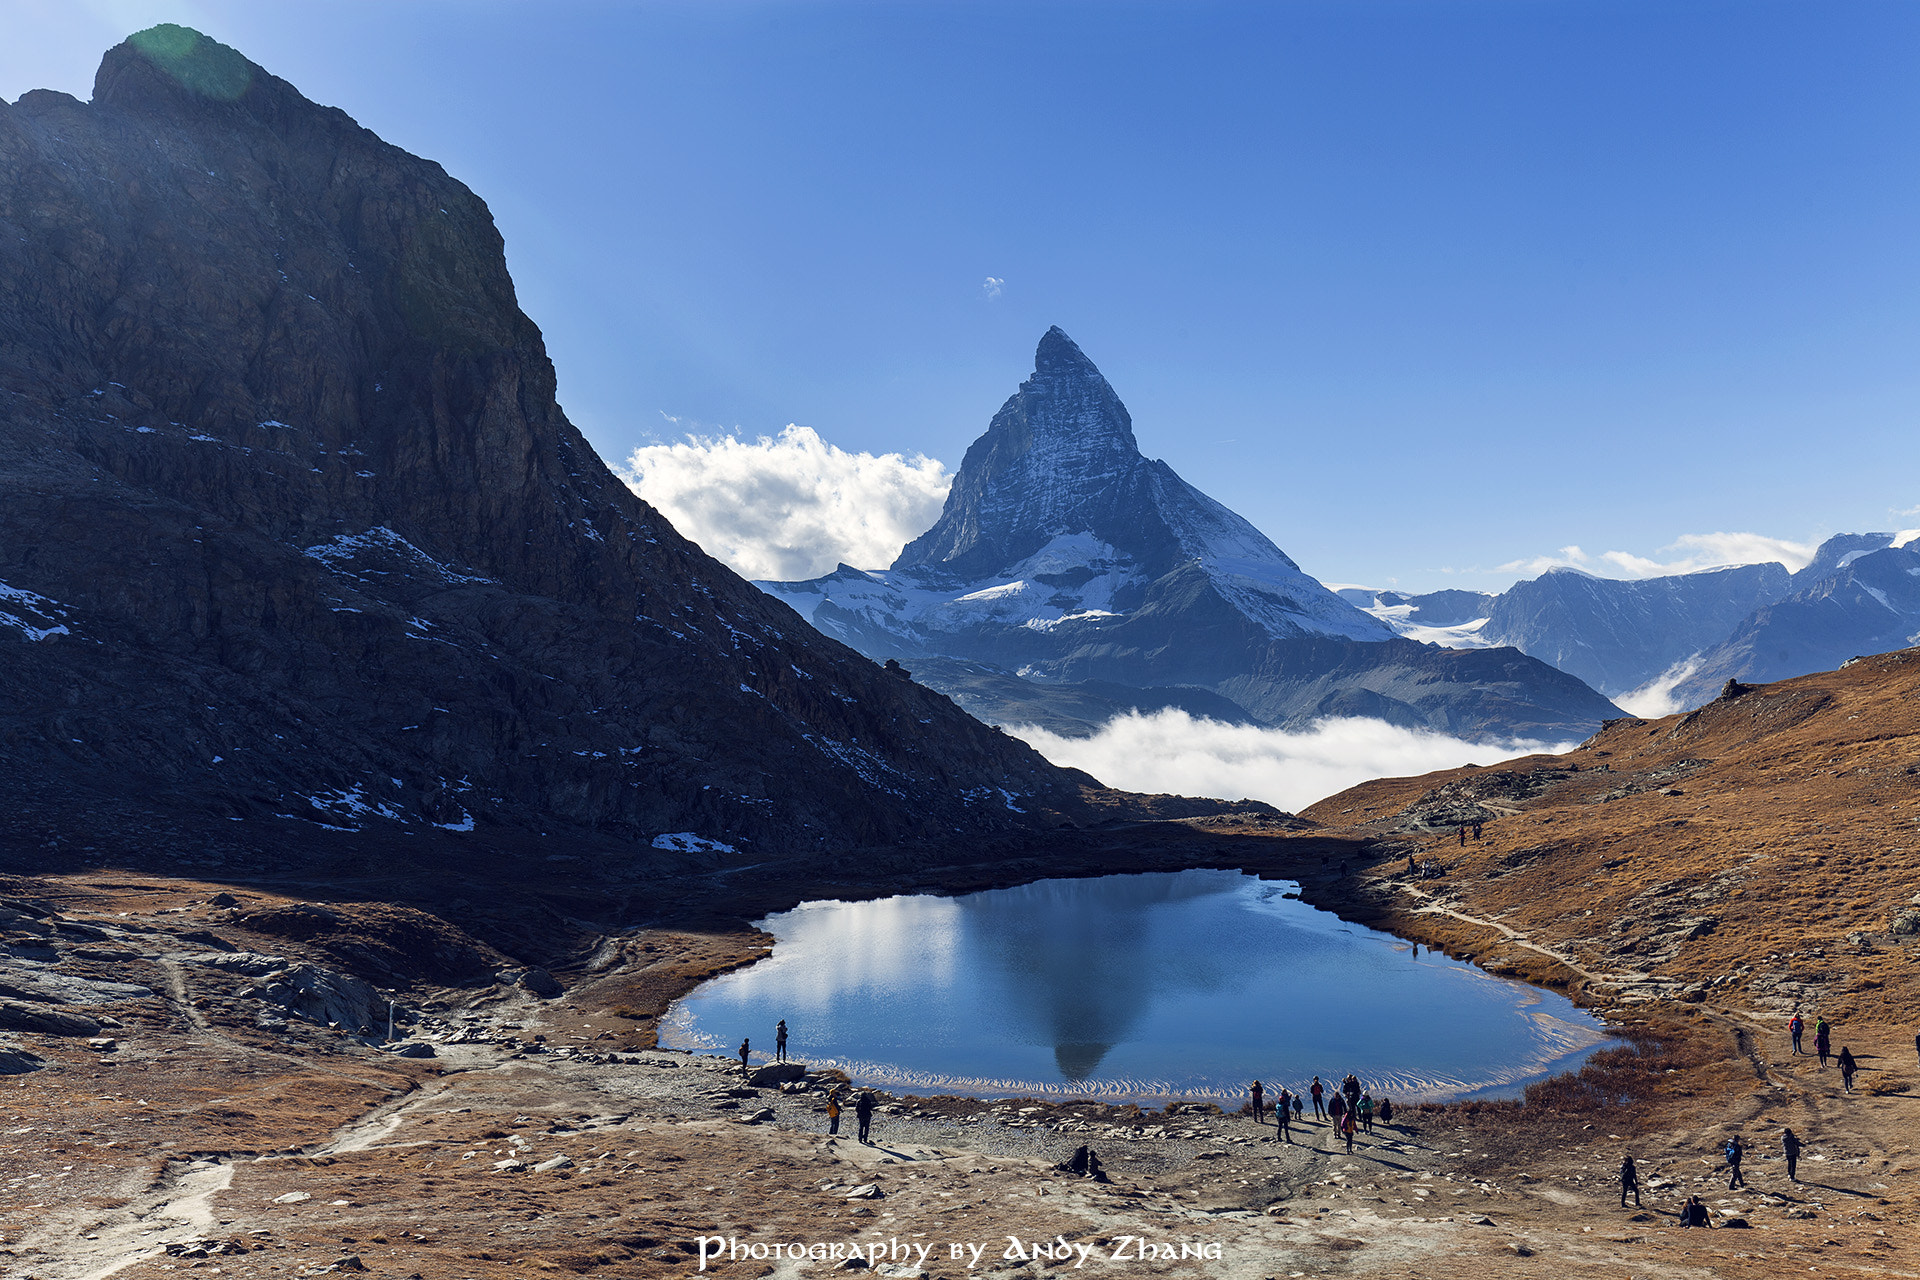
[0,1046,45,1074]
[0,1001,101,1036]
[532,1155,573,1173]
[749,1061,805,1088]
[386,1041,435,1058]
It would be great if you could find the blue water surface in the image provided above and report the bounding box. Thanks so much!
[662,870,1608,1102]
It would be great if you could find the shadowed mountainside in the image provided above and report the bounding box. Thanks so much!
[0,26,1120,871]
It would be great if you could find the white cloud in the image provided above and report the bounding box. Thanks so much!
[982,276,1004,300]
[1498,531,1819,581]
[621,424,951,581]
[1008,710,1575,813]
[1613,656,1705,719]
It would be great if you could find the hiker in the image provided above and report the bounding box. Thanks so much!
[855,1090,876,1145]
[1789,1012,1804,1054]
[1292,1092,1304,1123]
[1342,1074,1362,1113]
[1407,853,1417,876]
[775,1019,788,1063]
[1358,1093,1374,1133]
[1619,1154,1642,1208]
[739,1037,750,1074]
[1340,1107,1357,1153]
[1677,1195,1711,1228]
[1782,1128,1802,1181]
[1377,1096,1393,1126]
[1249,1080,1265,1124]
[1327,1093,1345,1137]
[1310,1077,1325,1119]
[1458,825,1467,847]
[1472,822,1483,840]
[1274,1091,1292,1143]
[1838,1046,1857,1092]
[826,1085,843,1135]
[1814,1018,1831,1067]
[1724,1135,1746,1190]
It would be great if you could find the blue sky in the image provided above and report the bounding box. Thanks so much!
[6,1,1918,591]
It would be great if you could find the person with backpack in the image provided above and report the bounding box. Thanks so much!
[1377,1096,1393,1126]
[855,1090,876,1145]
[1357,1094,1375,1133]
[1724,1135,1746,1189]
[1814,1018,1831,1067]
[775,1019,789,1063]
[1249,1080,1265,1124]
[1788,1012,1804,1054]
[1340,1107,1357,1153]
[1309,1077,1325,1119]
[826,1085,842,1135]
[1274,1090,1292,1143]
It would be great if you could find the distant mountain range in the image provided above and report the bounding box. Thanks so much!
[761,330,1621,741]
[1344,531,1920,708]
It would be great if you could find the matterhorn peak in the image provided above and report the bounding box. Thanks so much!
[1034,325,1098,375]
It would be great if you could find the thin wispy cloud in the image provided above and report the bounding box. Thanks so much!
[1008,710,1574,813]
[1498,531,1819,580]
[981,276,1004,300]
[621,424,951,581]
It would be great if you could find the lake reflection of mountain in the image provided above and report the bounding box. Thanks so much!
[663,871,1609,1101]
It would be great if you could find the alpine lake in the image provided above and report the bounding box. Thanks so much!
[662,869,1611,1104]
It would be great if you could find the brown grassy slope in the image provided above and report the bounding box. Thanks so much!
[1298,647,1920,1032]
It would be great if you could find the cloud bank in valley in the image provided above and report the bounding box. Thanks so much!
[1499,531,1820,580]
[1009,710,1577,814]
[621,424,951,581]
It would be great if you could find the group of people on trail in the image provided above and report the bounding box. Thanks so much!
[1249,1075,1393,1152]
[1617,1126,1811,1227]
[1788,1011,1860,1089]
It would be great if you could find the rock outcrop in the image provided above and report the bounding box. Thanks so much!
[0,27,1107,870]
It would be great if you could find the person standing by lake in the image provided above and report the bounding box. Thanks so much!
[1782,1128,1802,1181]
[1249,1080,1265,1124]
[738,1037,750,1075]
[1310,1077,1325,1119]
[775,1020,788,1063]
[1377,1096,1393,1126]
[1274,1091,1292,1143]
[1340,1107,1357,1153]
[1358,1094,1374,1133]
[826,1085,842,1135]
[855,1090,876,1145]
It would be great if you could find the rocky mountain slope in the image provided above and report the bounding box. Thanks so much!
[1673,539,1920,705]
[1476,562,1791,695]
[0,26,1108,869]
[764,331,1620,740]
[1353,531,1919,707]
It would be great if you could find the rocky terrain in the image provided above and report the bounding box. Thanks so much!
[0,649,1914,1277]
[0,25,1116,873]
[763,331,1620,741]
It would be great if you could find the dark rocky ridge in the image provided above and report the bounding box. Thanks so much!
[0,26,1110,867]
